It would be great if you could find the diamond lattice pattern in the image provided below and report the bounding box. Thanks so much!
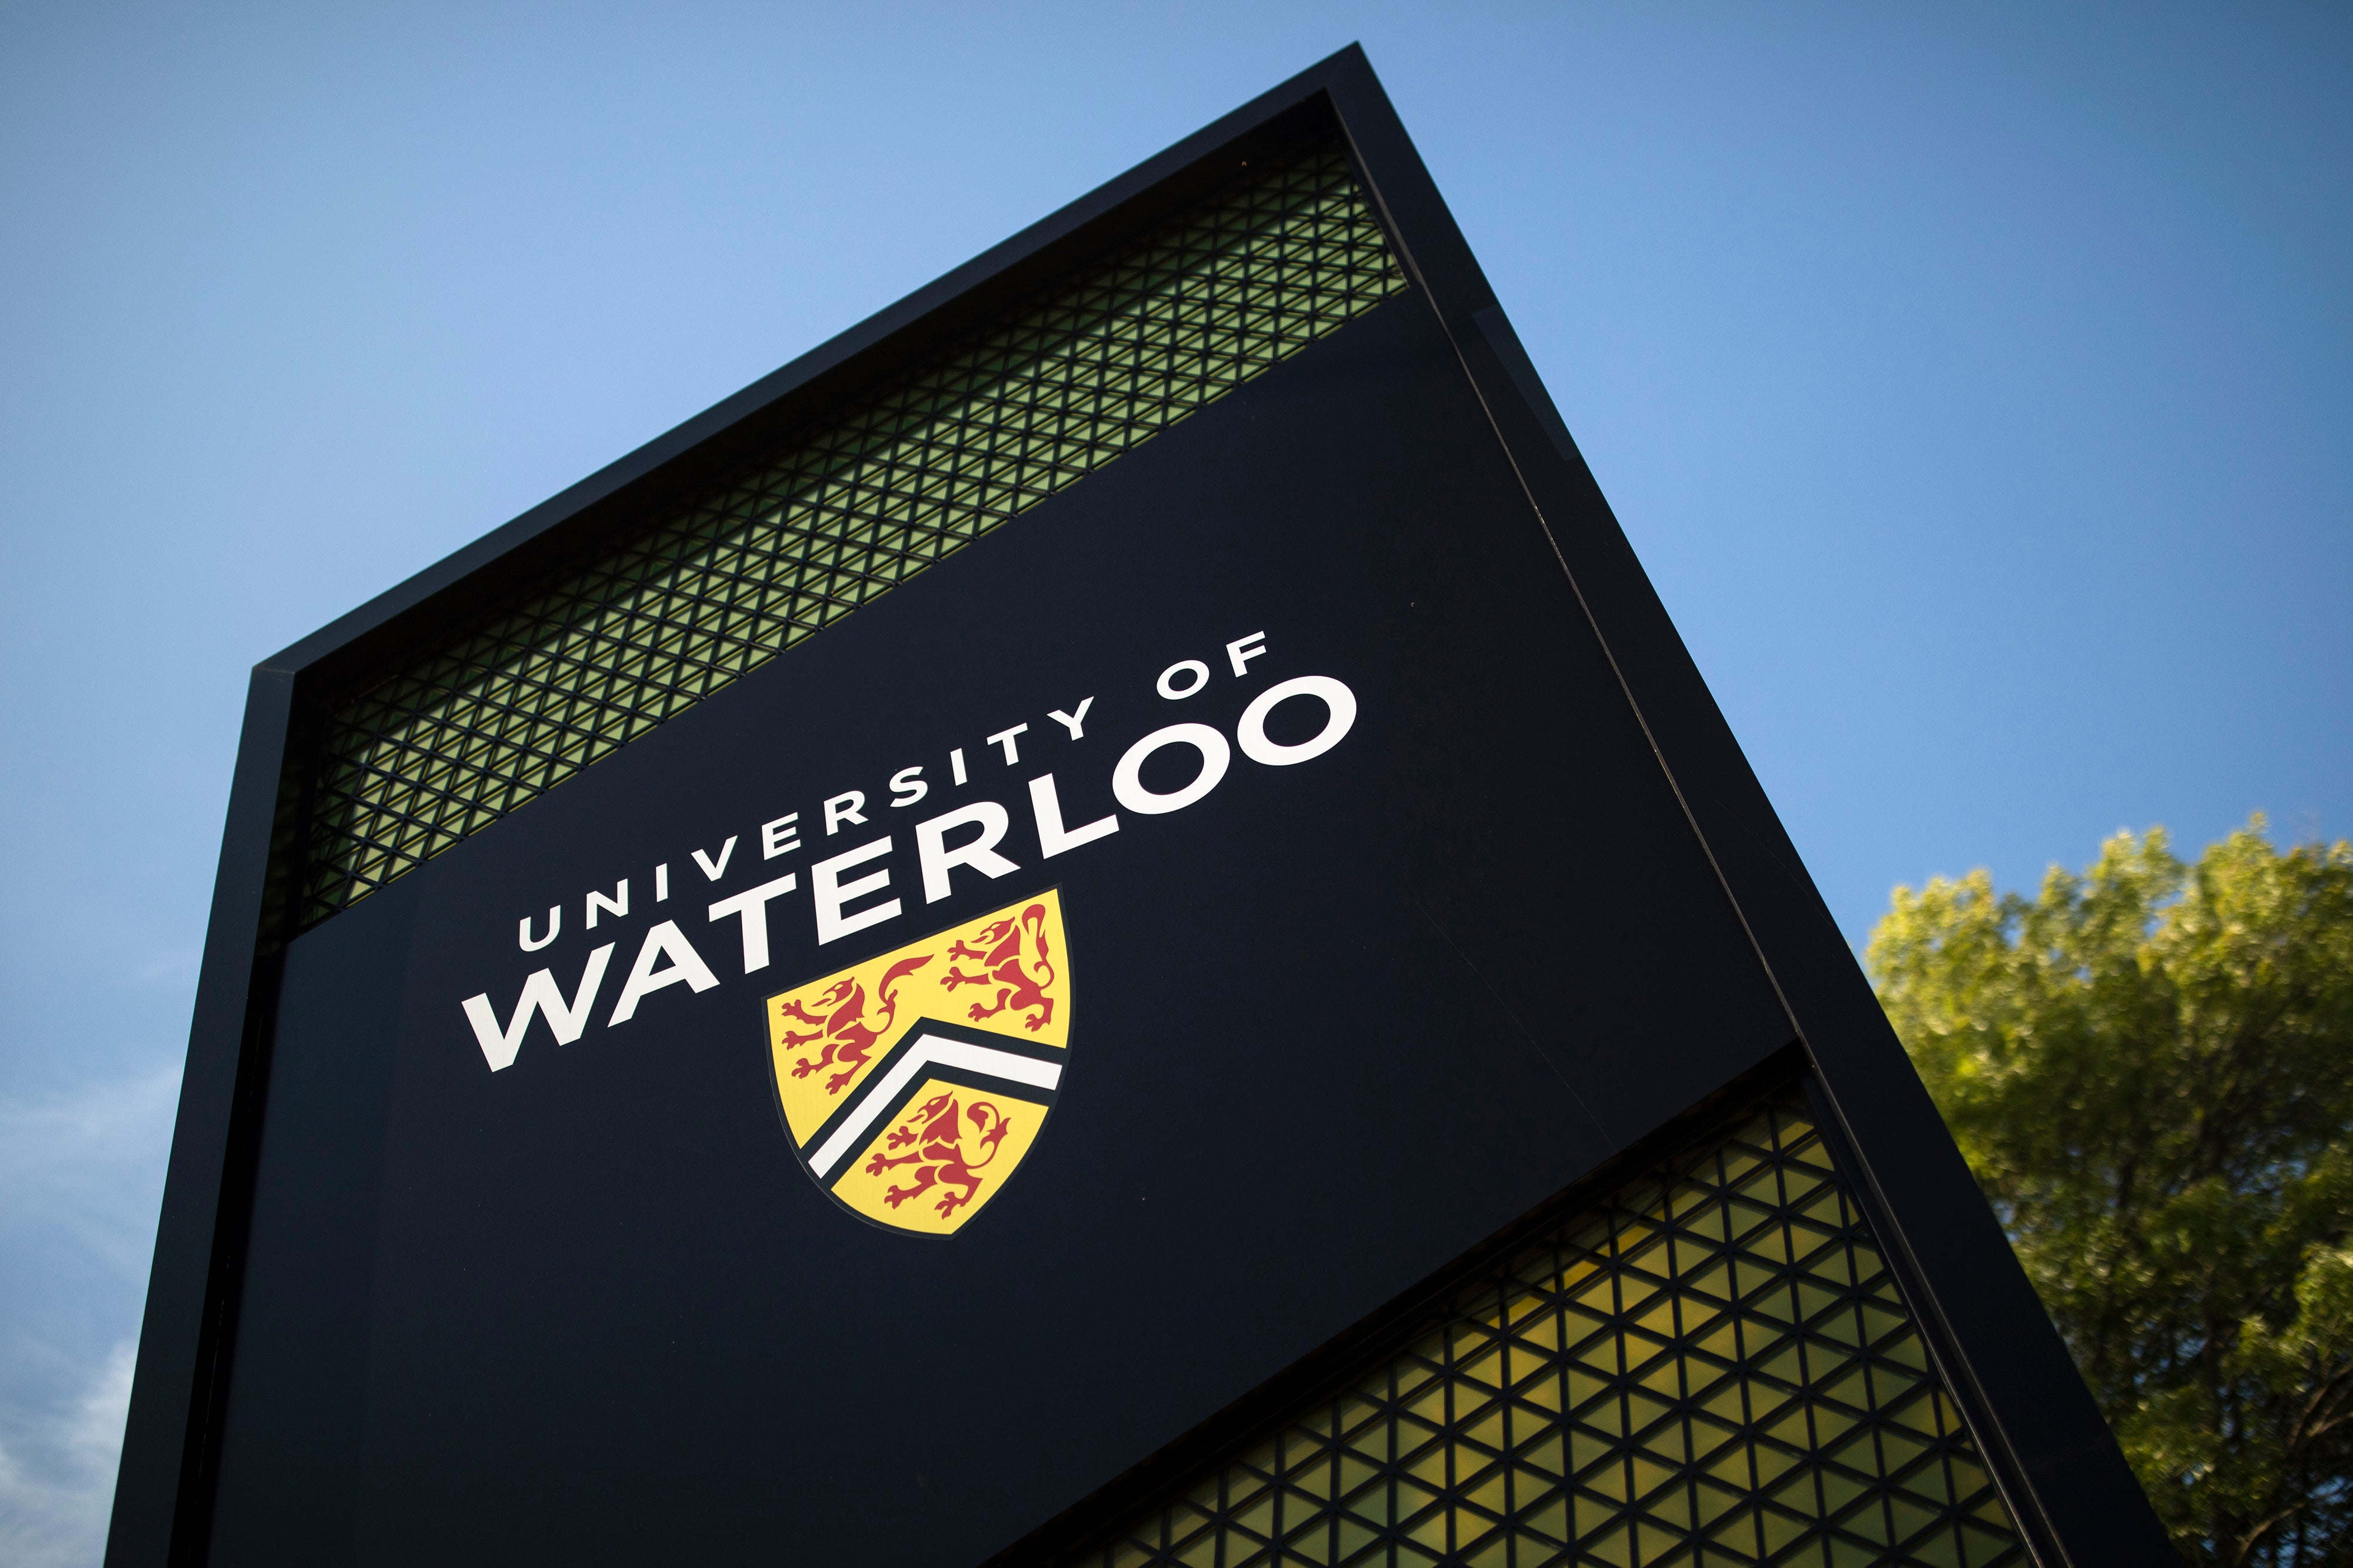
[1088,1096,2029,1568]
[295,136,1408,930]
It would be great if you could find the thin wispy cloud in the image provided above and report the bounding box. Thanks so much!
[0,1342,135,1568]
[0,1069,180,1566]
[0,1068,180,1274]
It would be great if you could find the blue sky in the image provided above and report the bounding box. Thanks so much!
[2,4,2347,1559]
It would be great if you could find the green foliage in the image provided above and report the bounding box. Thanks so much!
[1868,819,2353,1567]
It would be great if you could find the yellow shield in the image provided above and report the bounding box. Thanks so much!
[765,891,1069,1236]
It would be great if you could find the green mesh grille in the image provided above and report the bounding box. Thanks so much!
[1082,1095,2029,1568]
[295,136,1408,930]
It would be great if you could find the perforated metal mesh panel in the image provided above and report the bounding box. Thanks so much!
[1085,1094,2029,1568]
[292,136,1408,930]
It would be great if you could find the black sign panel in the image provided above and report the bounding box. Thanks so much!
[116,49,2173,1568]
[204,296,1788,1563]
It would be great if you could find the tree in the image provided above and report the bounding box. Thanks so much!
[1868,819,2353,1567]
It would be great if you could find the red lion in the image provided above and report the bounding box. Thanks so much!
[941,903,1055,1032]
[864,1092,1011,1218]
[776,954,932,1095]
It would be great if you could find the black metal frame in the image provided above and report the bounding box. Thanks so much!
[109,44,2168,1567]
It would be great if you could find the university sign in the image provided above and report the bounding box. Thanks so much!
[459,642,1357,1236]
[111,46,2168,1568]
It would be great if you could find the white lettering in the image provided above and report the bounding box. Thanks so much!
[1046,698,1095,740]
[607,920,721,1026]
[1112,723,1230,815]
[462,943,616,1071]
[706,872,800,975]
[1225,630,1268,678]
[824,791,869,835]
[812,836,901,945]
[586,879,628,929]
[915,802,1019,903]
[518,905,560,952]
[1029,773,1119,858]
[889,766,929,808]
[1156,659,1210,700]
[692,836,739,880]
[655,862,670,902]
[985,724,1028,765]
[950,747,968,786]
[1238,675,1358,766]
[762,813,801,859]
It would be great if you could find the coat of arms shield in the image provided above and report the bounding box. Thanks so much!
[764,891,1069,1235]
